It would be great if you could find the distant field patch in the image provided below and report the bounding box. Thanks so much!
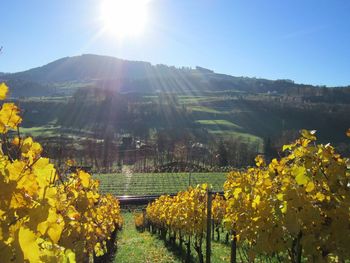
[180,96,222,104]
[19,125,60,137]
[189,106,225,114]
[19,125,94,139]
[209,129,262,146]
[195,119,242,129]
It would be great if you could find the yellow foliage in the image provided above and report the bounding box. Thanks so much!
[0,83,9,100]
[223,130,350,261]
[0,103,22,133]
[18,226,41,262]
[0,83,123,262]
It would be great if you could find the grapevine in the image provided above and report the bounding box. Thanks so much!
[224,130,350,262]
[146,129,350,262]
[146,184,214,263]
[0,83,123,262]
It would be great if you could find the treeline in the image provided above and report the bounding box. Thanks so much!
[39,131,260,172]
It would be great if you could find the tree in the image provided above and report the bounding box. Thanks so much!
[217,140,228,167]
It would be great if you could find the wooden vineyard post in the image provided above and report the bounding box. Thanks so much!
[230,230,237,263]
[211,219,215,241]
[142,208,147,231]
[186,236,191,262]
[206,189,212,263]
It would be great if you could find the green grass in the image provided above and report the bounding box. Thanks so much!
[19,125,60,137]
[19,97,70,102]
[18,125,95,138]
[208,130,263,151]
[115,213,243,262]
[94,172,227,196]
[195,119,242,129]
[208,129,261,141]
[193,118,263,147]
[114,213,181,263]
[194,119,264,150]
[189,106,227,114]
[179,96,217,104]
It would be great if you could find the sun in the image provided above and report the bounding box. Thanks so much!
[100,0,150,38]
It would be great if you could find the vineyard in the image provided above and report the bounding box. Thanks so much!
[95,172,226,195]
[142,130,350,263]
[1,81,350,262]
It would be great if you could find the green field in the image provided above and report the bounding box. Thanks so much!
[18,125,95,139]
[195,119,242,129]
[94,172,227,196]
[188,105,227,114]
[208,129,262,144]
[19,125,60,137]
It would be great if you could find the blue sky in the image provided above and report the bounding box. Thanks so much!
[1,0,350,86]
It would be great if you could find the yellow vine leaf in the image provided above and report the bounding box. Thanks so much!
[277,193,284,201]
[300,129,316,141]
[346,128,350,137]
[18,226,41,262]
[47,222,64,244]
[38,209,64,243]
[94,242,105,257]
[252,195,261,209]
[201,183,208,190]
[0,103,22,133]
[7,160,26,181]
[282,144,292,152]
[65,159,75,167]
[255,155,265,167]
[78,171,90,188]
[12,136,20,146]
[64,249,76,263]
[33,158,56,188]
[10,192,28,208]
[233,187,242,199]
[315,192,325,202]
[0,82,8,100]
[67,206,80,221]
[281,201,288,213]
[293,166,308,185]
[305,181,315,192]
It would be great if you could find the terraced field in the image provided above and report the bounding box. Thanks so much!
[93,172,227,196]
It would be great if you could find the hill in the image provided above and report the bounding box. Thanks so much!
[1,54,350,169]
[3,54,350,99]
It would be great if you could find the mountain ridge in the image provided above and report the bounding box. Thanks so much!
[1,54,349,98]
